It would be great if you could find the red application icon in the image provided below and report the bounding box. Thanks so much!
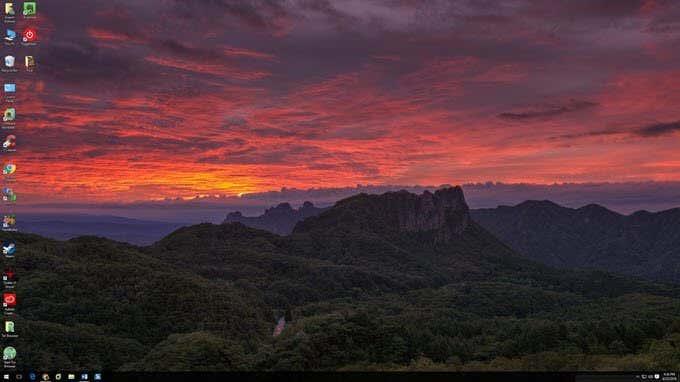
[2,292,15,307]
[22,27,36,43]
[2,268,14,281]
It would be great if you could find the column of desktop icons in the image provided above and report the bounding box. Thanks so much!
[2,229,16,372]
[1,184,15,373]
[2,246,16,374]
[1,230,15,371]
[1,1,35,373]
[1,0,28,244]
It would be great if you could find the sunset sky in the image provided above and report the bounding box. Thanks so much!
[16,0,680,203]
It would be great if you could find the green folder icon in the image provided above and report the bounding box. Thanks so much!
[23,2,36,16]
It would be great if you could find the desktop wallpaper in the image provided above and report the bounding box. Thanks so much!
[3,0,680,373]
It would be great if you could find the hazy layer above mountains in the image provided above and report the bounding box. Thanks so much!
[15,182,680,224]
[240,182,680,215]
[17,214,184,246]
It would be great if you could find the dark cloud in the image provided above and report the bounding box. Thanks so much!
[224,116,389,141]
[498,100,599,121]
[198,144,327,165]
[553,121,680,141]
[645,4,680,33]
[223,117,324,139]
[82,149,108,158]
[222,0,290,28]
[157,40,225,61]
[527,0,647,19]
[23,126,225,154]
[170,0,290,29]
[307,160,381,176]
[550,128,623,141]
[248,127,308,138]
[41,41,140,83]
[296,0,361,30]
[636,121,680,137]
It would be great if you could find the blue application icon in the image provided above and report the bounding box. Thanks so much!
[3,84,14,93]
[80,374,88,381]
[2,240,15,257]
[94,374,101,381]
[29,373,36,381]
[4,29,15,42]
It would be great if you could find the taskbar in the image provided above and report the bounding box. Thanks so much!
[3,371,677,382]
[0,372,102,382]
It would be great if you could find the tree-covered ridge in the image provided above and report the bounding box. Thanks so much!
[472,201,680,283]
[4,188,680,370]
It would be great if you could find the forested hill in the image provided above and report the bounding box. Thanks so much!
[472,201,680,283]
[5,187,680,371]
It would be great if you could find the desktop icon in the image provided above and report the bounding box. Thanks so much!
[2,164,15,178]
[22,2,34,16]
[24,56,34,71]
[4,29,14,42]
[4,320,13,333]
[3,163,15,175]
[3,84,14,93]
[21,28,35,43]
[92,375,100,381]
[55,374,61,381]
[3,108,14,122]
[39,374,47,382]
[4,56,14,68]
[2,240,15,257]
[2,268,14,282]
[2,346,15,360]
[2,293,15,308]
[4,3,13,16]
[79,375,87,381]
[66,375,74,381]
[2,188,16,202]
[2,215,15,230]
[29,374,36,381]
[2,135,15,149]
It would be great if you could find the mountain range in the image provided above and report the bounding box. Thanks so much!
[5,187,680,371]
[222,198,680,284]
[471,201,680,283]
[223,202,327,235]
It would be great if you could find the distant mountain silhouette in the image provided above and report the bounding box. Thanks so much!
[17,214,183,245]
[223,201,327,235]
[471,201,680,283]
